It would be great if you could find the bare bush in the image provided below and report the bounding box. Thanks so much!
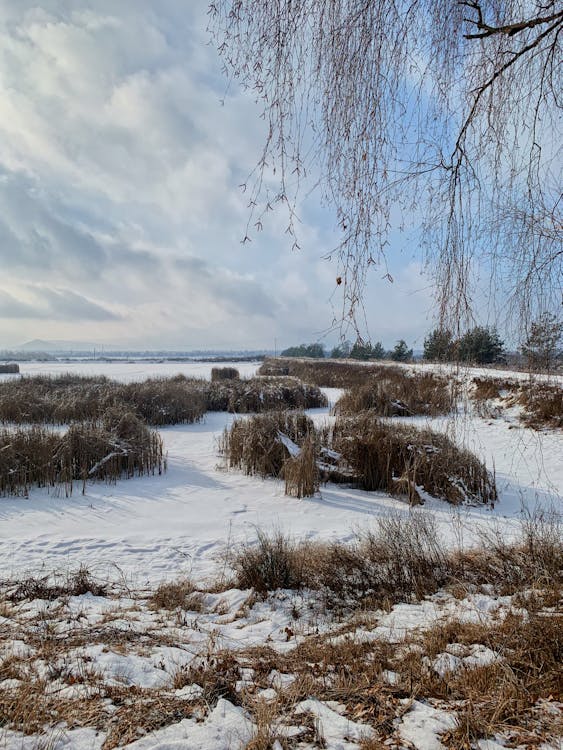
[230,529,308,593]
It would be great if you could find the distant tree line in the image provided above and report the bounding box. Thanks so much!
[281,314,562,370]
[281,339,413,362]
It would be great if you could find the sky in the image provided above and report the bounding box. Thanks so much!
[0,0,437,351]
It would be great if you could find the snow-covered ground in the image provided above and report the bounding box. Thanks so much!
[0,361,561,749]
[0,361,561,585]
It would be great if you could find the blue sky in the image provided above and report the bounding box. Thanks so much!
[0,0,436,351]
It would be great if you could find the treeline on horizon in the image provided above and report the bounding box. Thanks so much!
[282,314,563,369]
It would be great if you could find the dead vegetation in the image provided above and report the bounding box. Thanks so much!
[4,566,108,602]
[335,370,456,417]
[259,357,384,387]
[211,366,240,380]
[222,410,496,505]
[149,578,204,612]
[0,410,164,497]
[228,511,561,607]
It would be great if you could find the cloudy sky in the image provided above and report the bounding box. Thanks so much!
[0,0,435,351]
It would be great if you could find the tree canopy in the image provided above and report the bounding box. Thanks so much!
[209,1,562,332]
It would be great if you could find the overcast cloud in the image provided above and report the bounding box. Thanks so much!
[0,0,434,350]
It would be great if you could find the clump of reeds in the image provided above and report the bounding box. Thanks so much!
[119,377,207,425]
[283,434,319,498]
[221,411,316,482]
[329,414,496,505]
[211,367,240,381]
[206,376,327,413]
[0,410,164,497]
[335,370,456,417]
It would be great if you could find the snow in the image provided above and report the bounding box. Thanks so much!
[397,700,457,750]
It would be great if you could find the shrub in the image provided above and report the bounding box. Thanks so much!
[518,382,563,428]
[335,370,455,417]
[230,529,308,592]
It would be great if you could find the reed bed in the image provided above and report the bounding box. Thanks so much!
[470,377,563,428]
[335,370,456,417]
[517,382,563,428]
[328,414,497,505]
[0,374,326,425]
[0,410,164,497]
[222,410,496,505]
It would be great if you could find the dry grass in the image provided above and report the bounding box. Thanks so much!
[283,434,319,498]
[518,382,563,428]
[0,363,19,373]
[230,529,309,593]
[149,578,204,612]
[336,370,456,417]
[229,511,561,608]
[0,373,326,426]
[5,566,108,603]
[0,411,164,497]
[328,414,497,505]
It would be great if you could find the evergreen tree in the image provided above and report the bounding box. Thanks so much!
[390,339,413,362]
[457,327,505,364]
[423,329,454,361]
[521,313,563,371]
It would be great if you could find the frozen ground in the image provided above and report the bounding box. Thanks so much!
[0,361,561,585]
